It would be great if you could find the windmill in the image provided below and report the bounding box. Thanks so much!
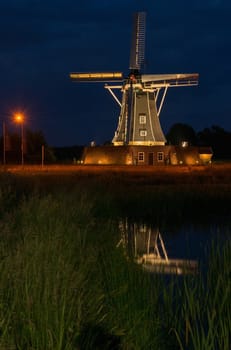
[70,12,199,147]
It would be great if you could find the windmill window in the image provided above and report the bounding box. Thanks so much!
[138,152,144,162]
[140,129,147,137]
[157,152,164,162]
[139,114,146,124]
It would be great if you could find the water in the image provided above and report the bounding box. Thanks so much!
[117,219,229,274]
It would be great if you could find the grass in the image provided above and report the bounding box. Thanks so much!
[0,192,94,349]
[172,240,231,350]
[0,172,230,349]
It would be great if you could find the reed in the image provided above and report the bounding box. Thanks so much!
[0,191,98,349]
[172,239,230,350]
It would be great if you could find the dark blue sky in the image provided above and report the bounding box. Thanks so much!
[0,0,230,146]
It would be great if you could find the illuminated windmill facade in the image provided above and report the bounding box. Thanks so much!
[70,12,198,147]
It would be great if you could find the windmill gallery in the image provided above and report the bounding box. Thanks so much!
[70,12,212,166]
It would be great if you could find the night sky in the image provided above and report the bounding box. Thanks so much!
[0,0,230,146]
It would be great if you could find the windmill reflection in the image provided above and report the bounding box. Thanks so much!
[117,221,198,275]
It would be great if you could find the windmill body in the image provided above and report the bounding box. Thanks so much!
[111,76,167,146]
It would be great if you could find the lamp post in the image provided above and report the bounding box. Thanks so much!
[3,121,6,165]
[14,113,24,165]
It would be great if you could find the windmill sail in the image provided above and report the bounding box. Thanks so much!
[129,12,146,71]
[141,73,199,86]
[70,72,123,82]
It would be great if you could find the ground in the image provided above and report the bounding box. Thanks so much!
[1,163,230,185]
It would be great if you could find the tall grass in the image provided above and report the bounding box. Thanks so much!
[0,190,101,349]
[172,239,230,350]
[0,174,230,349]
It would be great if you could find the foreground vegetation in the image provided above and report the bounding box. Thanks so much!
[0,172,230,349]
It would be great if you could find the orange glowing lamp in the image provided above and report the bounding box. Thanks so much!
[14,113,24,124]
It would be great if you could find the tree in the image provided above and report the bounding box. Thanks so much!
[197,125,231,159]
[166,123,197,146]
[25,129,47,154]
[24,129,56,163]
[0,128,55,164]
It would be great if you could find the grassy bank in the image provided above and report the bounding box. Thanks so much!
[1,163,231,184]
[0,174,230,349]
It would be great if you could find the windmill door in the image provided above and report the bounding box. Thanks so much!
[148,152,154,165]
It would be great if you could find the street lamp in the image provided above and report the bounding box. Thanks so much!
[2,121,6,165]
[14,113,24,165]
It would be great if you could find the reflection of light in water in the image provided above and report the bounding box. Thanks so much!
[117,220,198,275]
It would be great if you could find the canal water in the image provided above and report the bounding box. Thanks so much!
[117,219,229,274]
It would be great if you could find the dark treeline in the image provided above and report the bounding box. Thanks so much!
[0,128,84,164]
[0,124,230,164]
[0,129,55,164]
[166,123,231,160]
[53,146,84,164]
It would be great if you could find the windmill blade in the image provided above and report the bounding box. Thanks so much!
[141,73,199,86]
[70,72,124,82]
[129,12,146,71]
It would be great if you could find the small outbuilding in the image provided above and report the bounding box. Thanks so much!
[82,145,213,166]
